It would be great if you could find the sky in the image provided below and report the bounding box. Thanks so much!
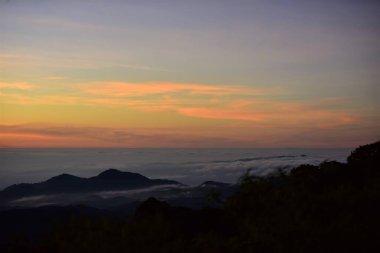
[0,0,379,148]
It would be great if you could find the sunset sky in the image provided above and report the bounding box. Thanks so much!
[0,0,379,148]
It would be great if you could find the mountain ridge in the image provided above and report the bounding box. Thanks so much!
[0,169,182,204]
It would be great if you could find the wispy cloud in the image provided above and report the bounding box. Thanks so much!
[0,120,375,148]
[0,124,241,148]
[85,82,253,97]
[177,107,267,122]
[0,93,85,105]
[177,105,355,128]
[0,82,33,90]
[82,81,356,128]
[0,81,357,130]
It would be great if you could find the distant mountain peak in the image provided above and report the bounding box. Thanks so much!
[96,169,147,180]
[97,169,122,176]
[46,173,82,183]
[56,173,74,178]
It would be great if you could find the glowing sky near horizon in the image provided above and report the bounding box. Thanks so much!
[0,0,379,148]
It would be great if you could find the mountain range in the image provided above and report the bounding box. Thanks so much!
[0,169,238,242]
[0,169,180,204]
[0,169,237,211]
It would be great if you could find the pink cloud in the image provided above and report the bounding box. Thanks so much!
[178,107,267,122]
[0,124,245,148]
[175,104,356,129]
[85,82,264,97]
[0,122,375,148]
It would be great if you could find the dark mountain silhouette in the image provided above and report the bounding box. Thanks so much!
[95,169,147,181]
[0,169,237,210]
[0,169,181,205]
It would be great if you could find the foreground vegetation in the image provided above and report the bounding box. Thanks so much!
[2,141,379,253]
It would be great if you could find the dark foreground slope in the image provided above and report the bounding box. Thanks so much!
[1,141,379,253]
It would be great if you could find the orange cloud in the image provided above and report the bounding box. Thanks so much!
[0,93,85,105]
[0,82,33,90]
[0,80,360,134]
